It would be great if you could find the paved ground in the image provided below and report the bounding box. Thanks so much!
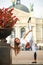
[11,50,43,64]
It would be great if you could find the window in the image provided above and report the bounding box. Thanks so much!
[21,27,25,38]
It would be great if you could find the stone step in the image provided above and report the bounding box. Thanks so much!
[11,50,43,64]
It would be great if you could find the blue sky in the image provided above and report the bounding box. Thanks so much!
[0,0,43,18]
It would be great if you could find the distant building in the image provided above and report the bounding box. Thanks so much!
[10,0,43,45]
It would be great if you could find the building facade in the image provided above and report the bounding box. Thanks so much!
[11,0,43,45]
[12,8,43,44]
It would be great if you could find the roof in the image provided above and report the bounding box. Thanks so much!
[9,3,29,13]
[14,4,29,13]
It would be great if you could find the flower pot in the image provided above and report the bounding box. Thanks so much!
[0,28,12,39]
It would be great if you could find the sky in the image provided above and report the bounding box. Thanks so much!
[21,0,43,18]
[0,0,43,18]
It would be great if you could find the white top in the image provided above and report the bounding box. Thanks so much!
[20,32,36,52]
[20,24,36,52]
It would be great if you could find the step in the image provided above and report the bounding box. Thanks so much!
[11,50,43,64]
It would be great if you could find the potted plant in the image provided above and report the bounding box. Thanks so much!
[0,7,19,65]
[0,7,19,39]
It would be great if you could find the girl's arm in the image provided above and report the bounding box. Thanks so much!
[23,30,32,39]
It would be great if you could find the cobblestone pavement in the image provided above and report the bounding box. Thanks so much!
[11,50,43,64]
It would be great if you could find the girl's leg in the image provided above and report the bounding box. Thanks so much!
[32,52,37,63]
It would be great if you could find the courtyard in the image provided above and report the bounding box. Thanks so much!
[11,50,43,64]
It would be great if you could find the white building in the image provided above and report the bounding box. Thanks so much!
[10,0,43,46]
